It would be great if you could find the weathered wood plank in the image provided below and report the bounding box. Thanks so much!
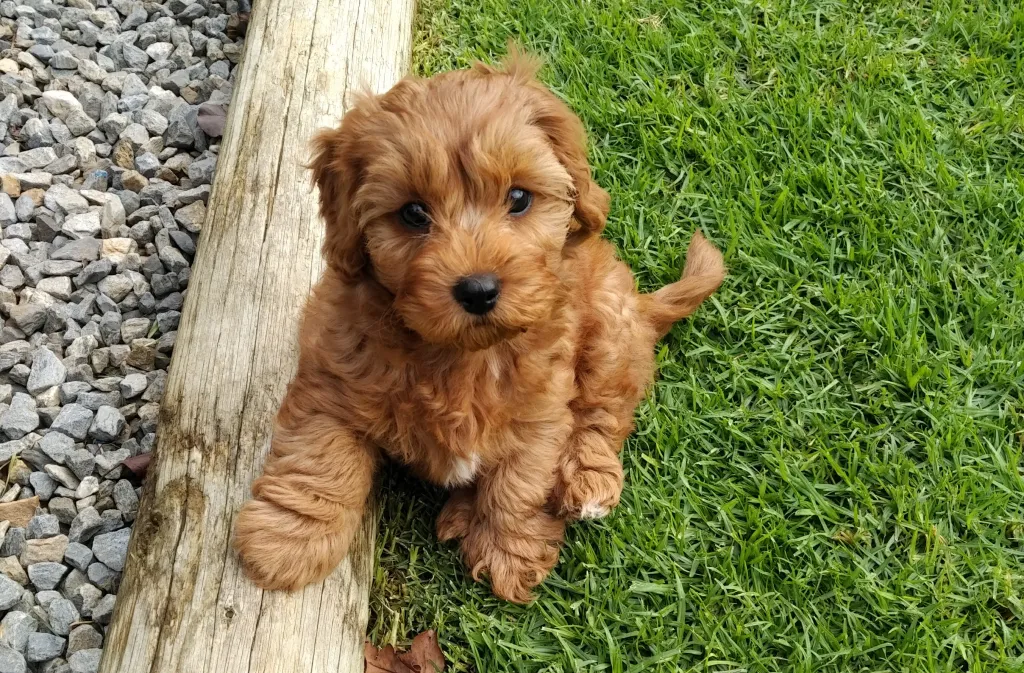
[98,0,414,670]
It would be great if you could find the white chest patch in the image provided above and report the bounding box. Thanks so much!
[444,453,480,486]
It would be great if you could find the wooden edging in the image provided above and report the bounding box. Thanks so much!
[98,0,414,670]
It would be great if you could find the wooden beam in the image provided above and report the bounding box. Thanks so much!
[98,0,414,670]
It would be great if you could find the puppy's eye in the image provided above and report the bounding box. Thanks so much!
[398,202,431,230]
[508,188,532,216]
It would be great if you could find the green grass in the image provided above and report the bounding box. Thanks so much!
[368,1,1024,671]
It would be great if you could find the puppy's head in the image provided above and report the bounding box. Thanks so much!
[310,49,609,351]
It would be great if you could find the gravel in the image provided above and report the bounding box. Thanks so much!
[0,0,239,664]
[25,633,64,663]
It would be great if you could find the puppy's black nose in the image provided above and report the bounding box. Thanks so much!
[452,273,500,315]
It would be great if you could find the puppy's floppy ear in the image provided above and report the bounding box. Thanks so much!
[477,44,610,235]
[528,92,610,235]
[309,100,371,280]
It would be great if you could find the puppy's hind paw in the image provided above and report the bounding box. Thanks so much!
[460,514,564,604]
[436,488,474,542]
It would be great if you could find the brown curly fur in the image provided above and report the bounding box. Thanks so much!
[232,49,726,603]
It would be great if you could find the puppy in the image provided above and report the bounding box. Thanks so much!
[233,50,725,603]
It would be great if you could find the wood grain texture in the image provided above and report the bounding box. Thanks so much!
[98,0,414,670]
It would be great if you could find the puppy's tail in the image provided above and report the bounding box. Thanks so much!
[641,231,725,338]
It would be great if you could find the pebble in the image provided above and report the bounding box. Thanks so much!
[0,574,22,609]
[20,536,68,566]
[46,598,78,637]
[25,633,65,663]
[68,508,101,545]
[27,348,66,395]
[66,626,100,655]
[0,648,26,673]
[0,611,35,652]
[91,528,130,572]
[68,649,100,673]
[27,562,67,591]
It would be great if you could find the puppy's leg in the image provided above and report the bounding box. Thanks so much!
[456,420,570,603]
[233,387,376,591]
[554,406,627,520]
[436,487,474,542]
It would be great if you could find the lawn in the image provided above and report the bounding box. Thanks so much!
[368,1,1024,671]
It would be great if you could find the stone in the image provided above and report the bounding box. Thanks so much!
[26,514,59,540]
[121,170,147,192]
[41,92,83,121]
[0,648,25,673]
[0,193,14,226]
[48,499,75,527]
[0,394,38,439]
[51,239,99,263]
[0,528,25,560]
[60,212,101,240]
[89,593,116,624]
[74,477,99,500]
[39,433,73,464]
[0,573,22,609]
[19,536,67,565]
[0,557,26,585]
[112,480,138,520]
[84,562,116,592]
[90,526,129,572]
[26,562,67,590]
[28,473,56,501]
[65,450,94,481]
[45,598,77,636]
[0,498,38,527]
[62,543,91,572]
[66,625,99,655]
[27,348,66,395]
[8,304,46,334]
[119,373,147,398]
[25,633,64,663]
[97,274,132,302]
[35,277,72,301]
[50,405,93,441]
[73,392,121,412]
[75,259,112,287]
[44,186,88,216]
[67,508,100,544]
[43,466,77,490]
[0,611,35,652]
[68,648,100,673]
[17,148,58,170]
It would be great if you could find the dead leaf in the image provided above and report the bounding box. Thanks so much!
[226,12,250,40]
[0,496,39,527]
[366,631,445,673]
[365,642,413,673]
[399,631,445,673]
[197,103,228,138]
[121,453,152,480]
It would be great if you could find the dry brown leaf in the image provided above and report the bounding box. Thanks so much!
[197,103,228,138]
[121,453,152,481]
[399,631,445,673]
[366,631,445,673]
[365,642,413,673]
[0,496,39,526]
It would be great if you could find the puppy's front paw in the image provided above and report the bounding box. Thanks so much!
[436,488,474,542]
[233,498,351,591]
[460,514,564,603]
[556,459,623,520]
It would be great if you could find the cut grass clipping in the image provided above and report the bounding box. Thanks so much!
[369,1,1024,671]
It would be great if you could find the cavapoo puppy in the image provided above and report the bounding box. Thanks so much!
[233,50,725,603]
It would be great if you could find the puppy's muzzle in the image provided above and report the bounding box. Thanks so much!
[452,273,501,315]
